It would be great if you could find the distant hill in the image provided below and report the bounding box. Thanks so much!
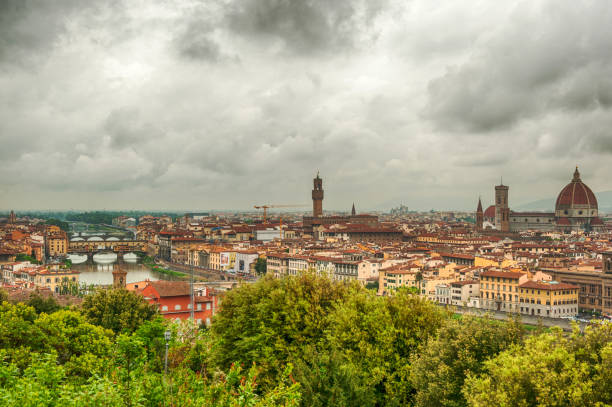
[515,190,612,213]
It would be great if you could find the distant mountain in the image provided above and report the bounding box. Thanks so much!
[515,190,612,213]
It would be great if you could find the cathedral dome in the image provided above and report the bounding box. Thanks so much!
[483,205,496,219]
[555,167,598,217]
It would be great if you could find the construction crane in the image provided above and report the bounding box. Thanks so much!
[253,204,306,224]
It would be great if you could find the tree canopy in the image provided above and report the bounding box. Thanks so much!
[81,288,157,334]
[0,274,610,406]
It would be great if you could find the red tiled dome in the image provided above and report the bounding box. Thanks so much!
[590,217,603,225]
[483,205,496,218]
[557,217,571,225]
[555,167,598,211]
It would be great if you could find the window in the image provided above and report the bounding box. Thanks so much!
[175,304,181,311]
[162,305,168,311]
[205,318,211,327]
[197,303,202,310]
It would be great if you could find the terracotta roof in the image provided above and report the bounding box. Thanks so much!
[591,217,604,225]
[484,205,496,218]
[557,217,571,225]
[480,270,525,279]
[439,252,475,260]
[555,168,597,209]
[148,281,190,297]
[451,280,479,287]
[519,281,578,291]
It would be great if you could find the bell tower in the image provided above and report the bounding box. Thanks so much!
[112,264,127,288]
[312,172,324,217]
[495,181,509,232]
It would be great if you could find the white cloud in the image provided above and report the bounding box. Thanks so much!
[1,0,612,211]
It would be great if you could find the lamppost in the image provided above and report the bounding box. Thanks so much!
[164,330,171,377]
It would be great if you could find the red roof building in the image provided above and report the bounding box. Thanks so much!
[139,281,218,326]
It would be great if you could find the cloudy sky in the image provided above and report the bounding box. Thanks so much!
[1,0,612,212]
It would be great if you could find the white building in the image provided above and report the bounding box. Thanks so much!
[450,280,480,307]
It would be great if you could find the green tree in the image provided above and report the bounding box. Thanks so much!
[81,288,157,334]
[15,254,40,264]
[410,315,525,407]
[26,291,61,314]
[308,290,446,406]
[0,289,8,303]
[35,310,114,378]
[45,218,69,231]
[255,257,267,275]
[0,302,45,368]
[116,334,146,406]
[211,273,361,390]
[463,325,611,407]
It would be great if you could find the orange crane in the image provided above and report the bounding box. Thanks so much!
[253,204,306,224]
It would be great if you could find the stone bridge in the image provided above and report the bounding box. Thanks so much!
[68,240,147,254]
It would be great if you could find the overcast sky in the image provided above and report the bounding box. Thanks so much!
[1,0,612,212]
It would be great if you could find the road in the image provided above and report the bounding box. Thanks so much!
[157,260,255,282]
[449,305,589,332]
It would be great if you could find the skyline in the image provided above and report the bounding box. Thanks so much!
[2,0,612,210]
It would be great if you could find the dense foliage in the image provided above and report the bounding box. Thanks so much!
[81,288,158,334]
[65,211,119,225]
[0,275,610,406]
[14,254,40,264]
[254,257,267,275]
[45,218,70,231]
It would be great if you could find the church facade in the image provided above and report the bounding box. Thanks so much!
[477,168,604,233]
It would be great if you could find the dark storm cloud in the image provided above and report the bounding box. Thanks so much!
[425,1,612,133]
[224,0,387,54]
[0,0,123,65]
[105,108,164,149]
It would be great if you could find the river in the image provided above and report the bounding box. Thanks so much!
[69,253,179,286]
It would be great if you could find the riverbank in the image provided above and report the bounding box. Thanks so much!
[141,256,185,277]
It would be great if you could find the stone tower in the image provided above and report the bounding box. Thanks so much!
[8,210,16,224]
[495,182,510,232]
[312,172,324,217]
[351,203,356,216]
[476,197,483,231]
[112,264,127,288]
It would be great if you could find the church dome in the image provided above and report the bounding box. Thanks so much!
[555,167,598,216]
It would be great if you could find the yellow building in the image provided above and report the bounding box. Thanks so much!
[474,256,517,269]
[34,269,80,294]
[480,270,527,312]
[519,281,579,318]
[378,263,421,295]
[46,231,68,257]
[209,249,222,270]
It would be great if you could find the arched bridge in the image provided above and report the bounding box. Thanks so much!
[68,240,147,254]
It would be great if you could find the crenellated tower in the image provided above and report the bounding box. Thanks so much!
[312,172,324,217]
